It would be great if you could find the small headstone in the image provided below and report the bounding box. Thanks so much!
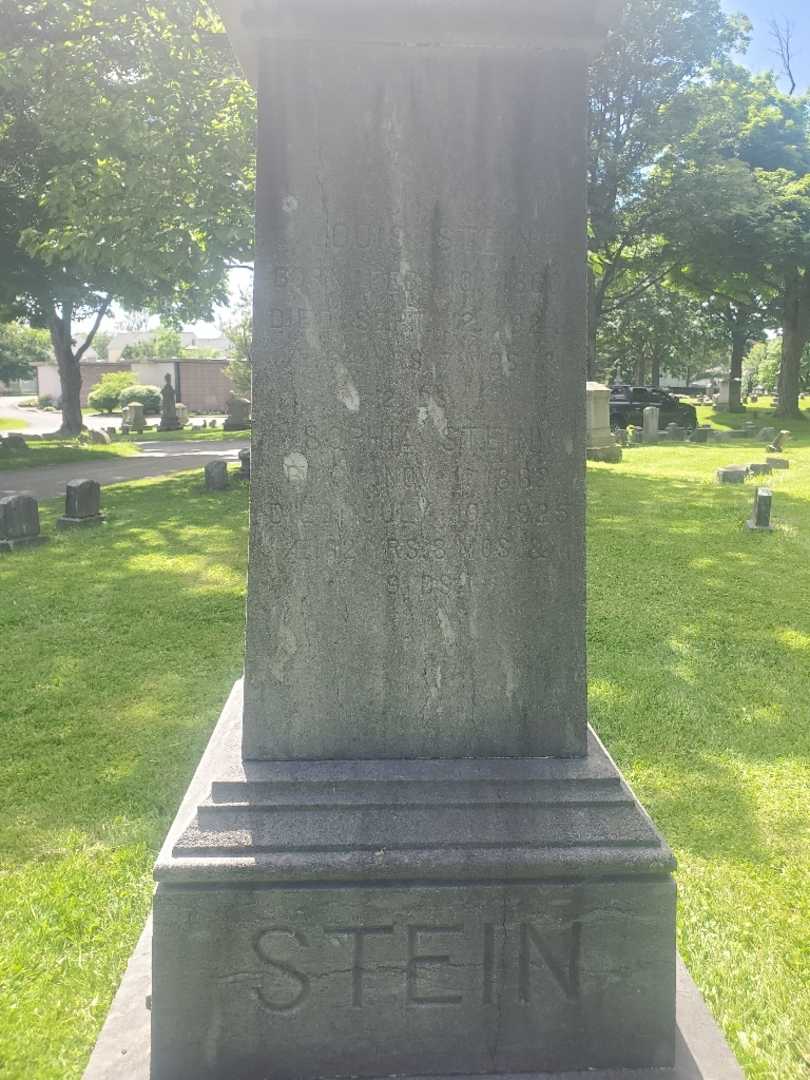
[175,403,190,427]
[223,393,251,431]
[208,418,217,429]
[747,486,773,531]
[613,426,628,447]
[728,429,747,439]
[0,493,48,551]
[4,433,28,451]
[89,428,111,445]
[716,378,731,410]
[124,402,145,433]
[665,423,685,441]
[57,479,105,528]
[238,448,251,479]
[642,405,659,444]
[746,462,772,476]
[716,465,747,484]
[688,425,710,443]
[768,430,790,453]
[743,421,756,436]
[204,460,228,491]
[757,426,777,442]
[767,456,789,470]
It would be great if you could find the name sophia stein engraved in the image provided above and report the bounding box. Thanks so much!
[219,919,581,1014]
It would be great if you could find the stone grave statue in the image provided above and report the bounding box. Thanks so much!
[159,373,182,432]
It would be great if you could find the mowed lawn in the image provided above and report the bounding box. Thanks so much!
[1,436,809,1079]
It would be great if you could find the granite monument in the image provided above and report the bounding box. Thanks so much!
[149,1,684,1077]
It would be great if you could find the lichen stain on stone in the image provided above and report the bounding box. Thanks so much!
[334,363,360,412]
[283,452,308,487]
[427,396,448,438]
[437,607,457,647]
[269,624,298,683]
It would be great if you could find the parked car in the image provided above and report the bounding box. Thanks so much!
[609,385,698,431]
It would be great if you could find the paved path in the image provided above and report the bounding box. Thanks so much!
[0,396,227,435]
[0,439,249,499]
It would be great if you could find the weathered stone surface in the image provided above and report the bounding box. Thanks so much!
[716,466,747,484]
[123,402,145,432]
[665,423,686,442]
[146,3,685,1078]
[767,456,789,469]
[767,430,790,453]
[757,426,777,442]
[89,428,111,445]
[58,479,104,528]
[223,392,251,431]
[175,403,189,427]
[688,426,710,444]
[204,460,228,491]
[585,382,615,449]
[746,462,772,476]
[3,433,28,451]
[587,443,622,463]
[746,486,773,531]
[245,38,591,762]
[151,684,677,1080]
[0,492,47,551]
[238,447,250,478]
[642,406,659,445]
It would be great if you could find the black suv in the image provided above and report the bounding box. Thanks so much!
[609,385,697,431]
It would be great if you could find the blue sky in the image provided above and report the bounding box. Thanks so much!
[724,0,810,89]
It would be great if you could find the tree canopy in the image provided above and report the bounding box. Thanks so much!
[0,0,255,432]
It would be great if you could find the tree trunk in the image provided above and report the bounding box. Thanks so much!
[778,267,810,418]
[728,330,746,412]
[651,354,660,388]
[48,304,84,436]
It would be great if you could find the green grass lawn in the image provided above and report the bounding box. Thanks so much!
[1,448,808,1079]
[0,438,140,472]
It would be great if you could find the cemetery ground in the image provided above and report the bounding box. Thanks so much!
[0,437,809,1080]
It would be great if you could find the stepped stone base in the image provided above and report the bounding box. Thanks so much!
[82,683,739,1080]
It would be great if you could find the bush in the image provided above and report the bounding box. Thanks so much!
[87,372,137,413]
[119,383,161,414]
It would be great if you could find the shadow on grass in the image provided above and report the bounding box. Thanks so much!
[0,472,250,862]
[587,465,810,867]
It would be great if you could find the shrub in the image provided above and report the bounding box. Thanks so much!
[119,383,161,414]
[87,372,137,413]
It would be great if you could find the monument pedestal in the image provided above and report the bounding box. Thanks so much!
[148,683,677,1080]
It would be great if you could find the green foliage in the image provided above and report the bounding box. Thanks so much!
[597,277,725,385]
[119,384,160,414]
[86,371,136,413]
[222,289,253,398]
[0,0,255,429]
[92,332,112,361]
[587,0,746,367]
[0,322,51,382]
[121,325,185,361]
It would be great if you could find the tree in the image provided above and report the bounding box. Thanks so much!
[120,324,185,360]
[587,0,746,375]
[92,331,112,361]
[0,322,51,383]
[0,0,255,433]
[222,290,253,398]
[654,67,810,416]
[597,276,725,386]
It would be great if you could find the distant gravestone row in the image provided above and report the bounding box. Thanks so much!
[0,480,104,553]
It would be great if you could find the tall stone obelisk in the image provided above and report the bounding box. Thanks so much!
[150,2,677,1077]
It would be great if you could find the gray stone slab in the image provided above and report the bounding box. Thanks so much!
[243,21,592,762]
[58,478,105,528]
[84,924,741,1080]
[0,491,47,550]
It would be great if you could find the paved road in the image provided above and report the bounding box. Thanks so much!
[0,439,249,499]
[0,396,227,435]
